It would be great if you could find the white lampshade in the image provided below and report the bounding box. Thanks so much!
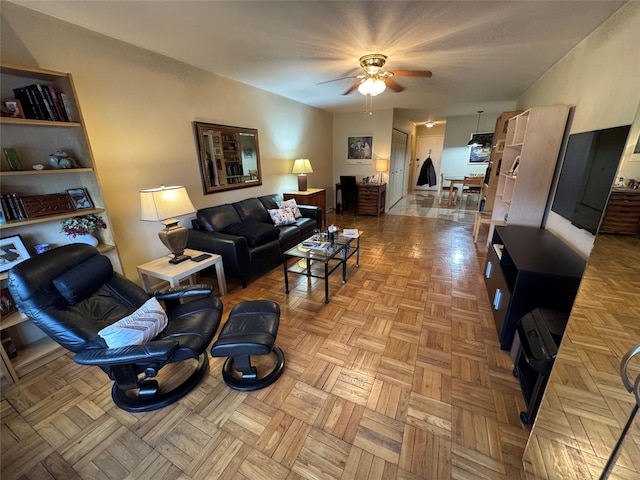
[375,159,389,172]
[358,77,386,96]
[140,185,195,224]
[291,158,313,174]
[140,185,196,264]
[292,159,313,191]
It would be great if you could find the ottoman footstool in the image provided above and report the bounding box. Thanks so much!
[210,300,285,391]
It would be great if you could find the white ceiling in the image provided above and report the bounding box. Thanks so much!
[12,0,626,124]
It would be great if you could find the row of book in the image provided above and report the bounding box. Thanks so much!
[225,163,244,176]
[0,193,27,222]
[12,83,72,122]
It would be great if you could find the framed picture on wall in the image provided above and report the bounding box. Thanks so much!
[347,136,373,164]
[468,133,493,164]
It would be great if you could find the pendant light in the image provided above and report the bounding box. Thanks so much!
[468,110,484,146]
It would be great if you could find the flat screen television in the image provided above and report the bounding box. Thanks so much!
[551,124,630,234]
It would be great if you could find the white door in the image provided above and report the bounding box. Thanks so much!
[389,129,408,207]
[415,135,444,191]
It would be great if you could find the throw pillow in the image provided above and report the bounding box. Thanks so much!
[98,297,168,348]
[223,221,280,246]
[277,198,302,218]
[268,208,297,226]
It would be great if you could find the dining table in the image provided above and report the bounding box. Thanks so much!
[444,175,484,207]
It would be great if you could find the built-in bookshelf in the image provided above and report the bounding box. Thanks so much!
[0,63,122,384]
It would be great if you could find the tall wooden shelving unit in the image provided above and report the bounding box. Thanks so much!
[0,64,122,384]
[487,106,571,242]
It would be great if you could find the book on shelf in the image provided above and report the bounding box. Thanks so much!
[58,93,72,121]
[3,147,23,171]
[11,83,69,121]
[48,85,68,121]
[12,87,39,120]
[1,193,27,221]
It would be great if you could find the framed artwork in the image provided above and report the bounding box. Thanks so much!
[468,133,493,164]
[0,235,30,272]
[67,188,94,210]
[1,287,17,320]
[0,98,25,119]
[347,136,373,164]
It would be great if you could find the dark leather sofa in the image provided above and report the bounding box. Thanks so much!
[186,194,321,287]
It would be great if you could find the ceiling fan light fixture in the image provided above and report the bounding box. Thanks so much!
[358,77,386,96]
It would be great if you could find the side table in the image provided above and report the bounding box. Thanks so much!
[137,249,227,296]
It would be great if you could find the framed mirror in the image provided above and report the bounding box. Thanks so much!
[193,122,262,194]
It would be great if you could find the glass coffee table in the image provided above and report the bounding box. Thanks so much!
[283,233,360,303]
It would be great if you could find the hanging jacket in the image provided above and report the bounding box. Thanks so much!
[417,156,437,186]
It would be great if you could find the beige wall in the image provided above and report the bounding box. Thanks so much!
[1,3,333,280]
[517,1,640,257]
[332,109,394,207]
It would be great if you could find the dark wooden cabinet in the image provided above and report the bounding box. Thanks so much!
[600,188,640,234]
[357,183,386,216]
[484,226,586,351]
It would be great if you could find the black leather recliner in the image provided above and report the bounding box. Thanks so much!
[8,244,223,413]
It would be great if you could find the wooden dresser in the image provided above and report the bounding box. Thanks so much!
[599,187,640,234]
[283,188,326,226]
[357,183,386,216]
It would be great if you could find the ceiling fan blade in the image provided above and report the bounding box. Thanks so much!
[385,78,405,93]
[342,80,362,95]
[317,75,361,86]
[390,70,433,78]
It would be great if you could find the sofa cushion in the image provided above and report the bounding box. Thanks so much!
[258,194,283,211]
[223,221,280,246]
[268,208,296,226]
[197,204,242,232]
[277,198,302,218]
[233,198,271,223]
[277,224,302,246]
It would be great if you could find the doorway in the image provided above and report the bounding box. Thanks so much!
[389,129,408,207]
[414,134,444,191]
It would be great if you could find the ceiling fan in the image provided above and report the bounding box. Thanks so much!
[319,54,432,96]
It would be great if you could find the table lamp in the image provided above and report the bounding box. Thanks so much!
[375,159,389,183]
[140,185,196,264]
[292,158,313,191]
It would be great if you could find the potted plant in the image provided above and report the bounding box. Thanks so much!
[60,214,107,246]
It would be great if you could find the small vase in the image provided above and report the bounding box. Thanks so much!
[67,234,99,247]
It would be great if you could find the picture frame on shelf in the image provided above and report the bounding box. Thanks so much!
[0,234,31,273]
[1,287,17,320]
[509,155,521,175]
[0,98,25,119]
[67,188,94,210]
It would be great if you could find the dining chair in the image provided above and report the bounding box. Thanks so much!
[439,173,458,206]
[460,175,483,206]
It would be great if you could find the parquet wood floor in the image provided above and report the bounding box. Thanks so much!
[1,203,532,480]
